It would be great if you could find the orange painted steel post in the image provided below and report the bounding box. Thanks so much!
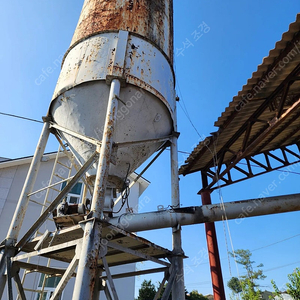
[201,190,226,300]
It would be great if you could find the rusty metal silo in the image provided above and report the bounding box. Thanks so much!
[0,1,187,300]
[47,1,182,299]
[49,0,175,187]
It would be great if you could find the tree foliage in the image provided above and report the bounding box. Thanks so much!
[227,249,266,300]
[186,290,209,300]
[269,279,283,300]
[227,277,242,294]
[137,280,156,300]
[137,280,208,300]
[156,282,172,300]
[286,267,300,299]
[270,267,300,299]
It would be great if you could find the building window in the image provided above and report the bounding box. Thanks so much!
[36,274,62,300]
[61,182,83,204]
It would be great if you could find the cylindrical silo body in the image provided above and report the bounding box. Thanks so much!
[49,0,175,186]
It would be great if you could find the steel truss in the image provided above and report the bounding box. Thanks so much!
[201,144,300,191]
[0,77,185,300]
[198,64,300,191]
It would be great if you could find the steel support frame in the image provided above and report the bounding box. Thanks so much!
[201,144,300,191]
[181,60,300,181]
[72,78,121,300]
[200,97,300,192]
[201,190,225,300]
[16,153,99,251]
[0,121,51,299]
[102,257,119,300]
[171,133,185,299]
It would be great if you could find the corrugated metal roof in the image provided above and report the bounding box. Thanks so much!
[179,13,300,177]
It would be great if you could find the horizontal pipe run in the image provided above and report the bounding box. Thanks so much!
[108,193,300,232]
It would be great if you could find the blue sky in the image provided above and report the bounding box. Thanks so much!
[1,0,300,298]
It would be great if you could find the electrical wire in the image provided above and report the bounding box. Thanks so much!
[186,232,300,268]
[264,261,300,273]
[0,111,43,124]
[251,233,300,252]
[175,72,204,139]
[113,163,131,214]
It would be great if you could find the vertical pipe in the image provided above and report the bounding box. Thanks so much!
[201,190,226,300]
[0,121,50,298]
[72,79,121,300]
[170,133,185,300]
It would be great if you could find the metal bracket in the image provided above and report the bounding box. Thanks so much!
[50,122,101,146]
[106,30,129,87]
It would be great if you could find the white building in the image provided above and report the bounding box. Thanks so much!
[0,153,149,300]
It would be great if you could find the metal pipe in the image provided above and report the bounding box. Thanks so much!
[6,121,50,245]
[72,79,121,300]
[170,134,185,300]
[201,190,226,300]
[107,193,300,232]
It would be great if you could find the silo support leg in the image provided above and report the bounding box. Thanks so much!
[0,251,7,299]
[92,269,102,300]
[5,121,51,245]
[72,79,121,300]
[49,255,79,300]
[102,258,119,300]
[161,268,176,300]
[103,284,113,300]
[12,271,26,300]
[170,135,185,300]
[6,257,13,300]
[154,276,167,300]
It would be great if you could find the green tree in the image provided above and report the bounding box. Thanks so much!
[186,290,209,300]
[157,282,171,300]
[137,280,156,300]
[157,283,190,299]
[286,267,300,299]
[227,249,266,300]
[270,267,300,299]
[227,277,242,294]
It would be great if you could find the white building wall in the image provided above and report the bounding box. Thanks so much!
[0,154,148,300]
[0,166,17,216]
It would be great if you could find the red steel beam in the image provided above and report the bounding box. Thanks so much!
[201,190,226,300]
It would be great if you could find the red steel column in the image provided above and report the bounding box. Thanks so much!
[201,190,226,300]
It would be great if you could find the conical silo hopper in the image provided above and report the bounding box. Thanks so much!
[49,0,175,188]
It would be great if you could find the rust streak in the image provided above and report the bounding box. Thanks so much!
[69,0,173,62]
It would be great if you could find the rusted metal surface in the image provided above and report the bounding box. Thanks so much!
[201,190,226,300]
[107,193,300,231]
[51,33,175,184]
[19,222,173,266]
[51,1,176,190]
[70,0,173,62]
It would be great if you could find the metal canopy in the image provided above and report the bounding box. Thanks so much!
[179,13,300,191]
[18,222,172,267]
